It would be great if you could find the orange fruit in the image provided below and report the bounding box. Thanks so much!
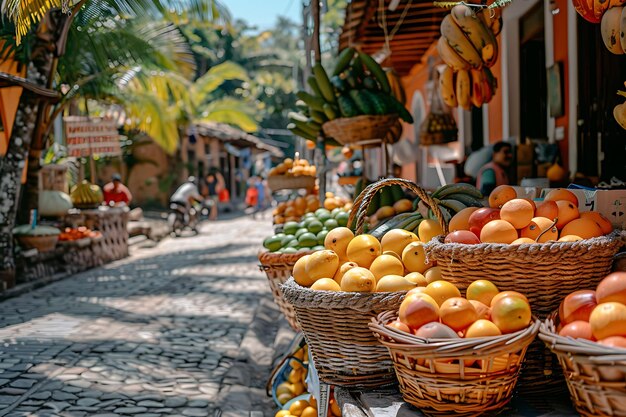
[346,234,381,268]
[469,300,491,320]
[489,185,517,208]
[424,281,462,306]
[466,280,499,306]
[500,199,535,229]
[589,302,626,340]
[440,297,478,331]
[580,212,613,235]
[289,399,310,416]
[301,407,316,417]
[555,200,580,229]
[561,218,603,240]
[401,241,433,274]
[480,220,518,244]
[535,200,558,220]
[490,290,529,307]
[449,207,480,232]
[512,237,536,245]
[520,217,558,243]
[544,188,579,206]
[399,293,440,330]
[465,319,502,338]
[294,197,307,215]
[491,296,532,334]
[558,235,583,242]
[310,278,341,291]
[284,206,296,218]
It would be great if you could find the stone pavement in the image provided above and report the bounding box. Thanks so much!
[0,211,288,417]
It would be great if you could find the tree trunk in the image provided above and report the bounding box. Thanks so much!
[0,9,74,287]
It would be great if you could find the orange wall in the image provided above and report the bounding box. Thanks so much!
[488,33,503,143]
[552,0,570,171]
[0,56,25,156]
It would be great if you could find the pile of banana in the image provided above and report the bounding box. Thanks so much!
[437,4,501,110]
[288,49,413,144]
[70,180,104,208]
[369,183,484,240]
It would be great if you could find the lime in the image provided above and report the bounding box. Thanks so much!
[298,232,318,247]
[331,208,342,218]
[324,219,338,230]
[295,228,309,239]
[312,245,325,251]
[316,230,329,246]
[287,239,300,248]
[307,220,324,234]
[315,209,332,223]
[282,247,298,254]
[281,235,296,247]
[335,211,350,227]
[283,221,299,235]
[263,236,283,252]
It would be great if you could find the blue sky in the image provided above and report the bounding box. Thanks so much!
[224,0,302,30]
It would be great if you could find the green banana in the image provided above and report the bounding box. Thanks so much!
[412,196,421,212]
[323,103,338,120]
[333,47,356,76]
[404,217,424,234]
[296,91,325,112]
[437,198,467,214]
[312,63,335,103]
[358,51,391,93]
[307,75,324,99]
[288,111,308,122]
[288,126,316,141]
[445,193,484,207]
[432,183,483,199]
[310,110,327,124]
[430,206,452,224]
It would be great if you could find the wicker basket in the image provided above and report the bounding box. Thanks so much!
[267,175,316,192]
[322,114,399,146]
[540,313,626,417]
[281,277,404,387]
[425,221,624,395]
[258,250,312,331]
[370,311,540,417]
[16,235,59,252]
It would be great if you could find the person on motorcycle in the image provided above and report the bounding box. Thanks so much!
[169,177,204,227]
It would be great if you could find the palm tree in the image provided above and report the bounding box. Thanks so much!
[0,0,228,285]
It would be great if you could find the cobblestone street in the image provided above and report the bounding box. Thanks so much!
[0,213,288,417]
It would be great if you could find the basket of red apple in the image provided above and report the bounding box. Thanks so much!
[539,271,626,417]
[370,280,539,417]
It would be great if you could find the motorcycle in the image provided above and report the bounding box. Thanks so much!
[168,202,203,236]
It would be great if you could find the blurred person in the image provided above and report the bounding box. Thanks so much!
[103,173,132,206]
[169,176,204,224]
[205,173,220,220]
[476,141,513,195]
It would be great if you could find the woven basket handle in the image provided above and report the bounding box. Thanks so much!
[348,178,447,235]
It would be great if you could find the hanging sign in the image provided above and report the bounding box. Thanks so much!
[64,116,121,157]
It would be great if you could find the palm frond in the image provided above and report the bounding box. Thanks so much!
[191,60,248,99]
[198,96,258,132]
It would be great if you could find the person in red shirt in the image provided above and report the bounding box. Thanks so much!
[103,173,132,206]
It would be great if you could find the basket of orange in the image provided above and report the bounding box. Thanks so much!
[423,185,625,394]
[281,180,447,387]
[370,282,539,417]
[268,156,317,193]
[539,271,626,417]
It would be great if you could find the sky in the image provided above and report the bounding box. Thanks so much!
[224,0,302,30]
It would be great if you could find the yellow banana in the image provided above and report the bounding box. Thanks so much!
[440,15,483,68]
[456,69,472,111]
[470,69,484,108]
[450,4,499,67]
[439,66,457,108]
[479,8,503,36]
[437,37,471,71]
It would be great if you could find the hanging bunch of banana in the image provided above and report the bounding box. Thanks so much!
[615,84,626,130]
[288,48,413,145]
[437,4,501,111]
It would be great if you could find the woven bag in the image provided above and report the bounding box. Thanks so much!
[322,114,399,146]
[370,311,540,417]
[259,251,312,331]
[540,313,626,417]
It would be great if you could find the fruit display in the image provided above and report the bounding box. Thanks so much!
[272,192,351,225]
[369,183,484,240]
[615,85,626,130]
[292,227,443,293]
[275,392,342,417]
[352,180,414,227]
[391,279,533,341]
[70,180,104,208]
[265,207,352,254]
[287,49,413,143]
[443,186,615,244]
[437,5,500,110]
[59,227,102,241]
[269,157,317,178]
[556,271,626,347]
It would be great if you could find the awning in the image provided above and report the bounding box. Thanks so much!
[339,0,448,75]
[195,121,284,158]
